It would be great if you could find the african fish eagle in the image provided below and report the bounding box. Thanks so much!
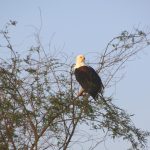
[74,54,104,99]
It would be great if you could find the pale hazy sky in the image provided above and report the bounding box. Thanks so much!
[0,0,150,149]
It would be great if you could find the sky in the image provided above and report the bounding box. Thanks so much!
[0,0,150,149]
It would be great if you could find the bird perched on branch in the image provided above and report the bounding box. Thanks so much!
[74,54,104,99]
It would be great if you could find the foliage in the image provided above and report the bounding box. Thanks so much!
[0,21,150,150]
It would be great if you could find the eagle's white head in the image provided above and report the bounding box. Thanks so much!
[74,54,86,69]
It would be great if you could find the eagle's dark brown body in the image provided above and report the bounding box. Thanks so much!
[74,66,104,99]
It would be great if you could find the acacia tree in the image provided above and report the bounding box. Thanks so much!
[0,21,150,150]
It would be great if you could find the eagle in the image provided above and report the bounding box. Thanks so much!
[74,54,104,99]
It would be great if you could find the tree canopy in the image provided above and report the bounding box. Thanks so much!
[0,21,150,150]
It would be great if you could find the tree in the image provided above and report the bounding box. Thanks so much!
[0,21,150,150]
